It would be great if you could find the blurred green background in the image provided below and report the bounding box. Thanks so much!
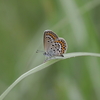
[0,0,100,100]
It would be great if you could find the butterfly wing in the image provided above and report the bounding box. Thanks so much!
[55,38,67,55]
[43,30,58,53]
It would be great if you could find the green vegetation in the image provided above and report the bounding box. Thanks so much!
[0,0,100,100]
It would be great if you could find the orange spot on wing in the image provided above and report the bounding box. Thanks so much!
[46,33,57,40]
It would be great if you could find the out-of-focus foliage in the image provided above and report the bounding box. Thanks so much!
[0,0,100,100]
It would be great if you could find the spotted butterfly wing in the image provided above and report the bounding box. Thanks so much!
[54,38,67,56]
[44,30,58,54]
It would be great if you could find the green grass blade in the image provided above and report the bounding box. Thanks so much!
[0,52,100,100]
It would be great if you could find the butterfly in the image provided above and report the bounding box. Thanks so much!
[43,30,68,59]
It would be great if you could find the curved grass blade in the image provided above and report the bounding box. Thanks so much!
[0,52,100,100]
